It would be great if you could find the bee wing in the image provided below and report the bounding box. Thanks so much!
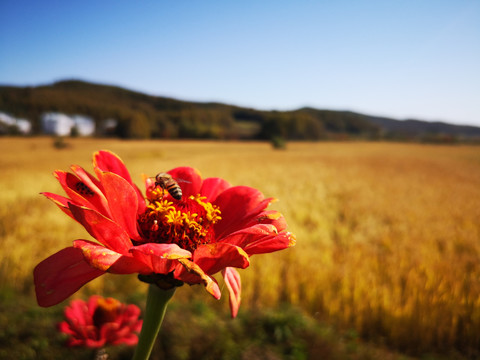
[151,172,190,183]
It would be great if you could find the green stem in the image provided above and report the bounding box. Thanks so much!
[132,285,176,360]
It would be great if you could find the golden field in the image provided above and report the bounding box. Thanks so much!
[1,137,479,357]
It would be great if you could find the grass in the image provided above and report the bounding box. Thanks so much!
[0,137,479,359]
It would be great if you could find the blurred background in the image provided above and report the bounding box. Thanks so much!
[1,1,480,359]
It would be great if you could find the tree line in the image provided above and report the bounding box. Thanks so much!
[5,79,467,142]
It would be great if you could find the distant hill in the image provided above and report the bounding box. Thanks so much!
[1,79,479,141]
[367,116,480,139]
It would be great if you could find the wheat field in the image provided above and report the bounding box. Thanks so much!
[1,137,479,356]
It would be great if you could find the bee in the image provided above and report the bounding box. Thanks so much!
[154,172,183,200]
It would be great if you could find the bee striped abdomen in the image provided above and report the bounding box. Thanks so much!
[166,183,182,200]
[155,172,183,200]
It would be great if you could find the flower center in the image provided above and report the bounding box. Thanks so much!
[92,297,121,326]
[138,188,221,252]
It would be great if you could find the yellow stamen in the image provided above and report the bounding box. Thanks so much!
[139,193,222,252]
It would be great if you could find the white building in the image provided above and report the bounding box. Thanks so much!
[0,112,32,134]
[41,112,95,136]
[72,115,96,136]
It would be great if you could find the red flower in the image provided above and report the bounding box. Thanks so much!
[59,295,142,348]
[34,150,295,317]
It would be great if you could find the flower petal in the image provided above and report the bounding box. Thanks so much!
[54,170,111,217]
[87,295,101,317]
[73,240,150,274]
[63,297,97,326]
[143,175,156,198]
[242,210,288,232]
[59,321,77,336]
[111,333,140,346]
[125,309,143,334]
[93,150,133,183]
[71,164,103,190]
[200,177,231,202]
[168,166,202,197]
[34,247,104,307]
[94,150,146,215]
[193,243,250,275]
[214,185,274,239]
[85,338,107,348]
[98,171,141,240]
[220,224,296,255]
[176,259,221,299]
[71,164,110,212]
[68,203,132,253]
[245,231,295,255]
[222,267,242,318]
[42,192,75,220]
[130,243,192,274]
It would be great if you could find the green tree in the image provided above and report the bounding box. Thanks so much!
[127,112,151,139]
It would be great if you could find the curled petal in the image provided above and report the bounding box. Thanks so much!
[54,170,111,217]
[93,150,133,183]
[71,165,104,191]
[243,210,288,232]
[71,165,109,210]
[34,247,104,307]
[130,243,192,274]
[68,203,132,253]
[42,192,75,220]
[245,231,295,255]
[98,172,141,240]
[73,240,150,274]
[94,150,146,214]
[222,267,242,318]
[176,259,221,299]
[220,224,296,255]
[193,243,250,275]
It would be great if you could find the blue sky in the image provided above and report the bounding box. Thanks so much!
[1,0,479,126]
